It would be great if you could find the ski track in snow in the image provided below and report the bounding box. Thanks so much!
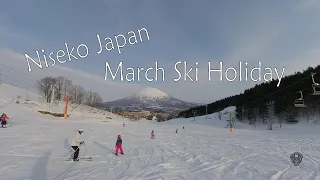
[1,117,320,180]
[0,86,320,179]
[1,118,320,180]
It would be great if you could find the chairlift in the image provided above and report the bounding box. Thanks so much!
[294,91,307,108]
[311,73,320,95]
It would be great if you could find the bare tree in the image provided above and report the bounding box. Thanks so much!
[302,108,315,124]
[36,77,56,103]
[85,90,103,107]
[267,119,273,130]
[85,90,93,106]
[91,92,103,107]
[70,85,86,104]
[53,76,65,101]
[276,111,286,128]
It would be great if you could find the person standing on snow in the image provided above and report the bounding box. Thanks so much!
[1,113,9,128]
[70,129,84,161]
[115,135,124,156]
[151,130,155,139]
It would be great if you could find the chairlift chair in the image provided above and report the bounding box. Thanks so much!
[311,73,320,95]
[294,99,307,108]
[294,91,307,108]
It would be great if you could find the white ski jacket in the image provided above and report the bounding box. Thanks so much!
[70,131,82,146]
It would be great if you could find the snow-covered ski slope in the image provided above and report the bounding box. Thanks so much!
[0,84,320,180]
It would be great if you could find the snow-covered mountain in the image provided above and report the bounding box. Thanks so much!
[101,87,198,112]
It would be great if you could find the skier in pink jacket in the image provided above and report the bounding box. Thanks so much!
[151,130,155,139]
[115,135,124,156]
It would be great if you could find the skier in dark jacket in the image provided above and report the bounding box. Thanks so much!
[115,135,124,156]
[1,113,9,128]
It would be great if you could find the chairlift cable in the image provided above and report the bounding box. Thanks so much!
[242,75,311,107]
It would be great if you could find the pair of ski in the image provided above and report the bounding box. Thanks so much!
[65,156,93,161]
[1,124,11,128]
[64,153,123,161]
[114,153,124,156]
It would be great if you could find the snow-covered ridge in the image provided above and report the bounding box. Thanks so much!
[103,87,197,112]
[130,87,169,101]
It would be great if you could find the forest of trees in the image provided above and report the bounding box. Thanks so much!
[179,65,320,127]
[36,76,103,107]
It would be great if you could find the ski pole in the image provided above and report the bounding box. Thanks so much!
[63,149,74,158]
[63,141,84,158]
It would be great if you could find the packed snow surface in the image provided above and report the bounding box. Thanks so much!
[0,84,320,180]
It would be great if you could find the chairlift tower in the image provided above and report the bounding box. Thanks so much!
[49,85,56,111]
[192,110,197,122]
[204,105,209,119]
[226,113,234,133]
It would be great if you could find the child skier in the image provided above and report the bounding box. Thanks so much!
[1,113,9,128]
[151,130,155,139]
[70,129,84,161]
[115,135,124,156]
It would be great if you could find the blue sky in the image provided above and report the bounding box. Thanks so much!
[1,0,320,103]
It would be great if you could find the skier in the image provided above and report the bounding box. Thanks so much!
[1,113,9,128]
[115,134,124,156]
[70,129,84,161]
[176,129,178,133]
[123,123,125,127]
[183,126,185,131]
[151,130,155,139]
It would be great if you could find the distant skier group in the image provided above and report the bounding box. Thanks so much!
[67,125,185,161]
[69,129,125,161]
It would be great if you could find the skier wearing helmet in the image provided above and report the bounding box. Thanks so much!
[70,129,84,161]
[115,134,123,156]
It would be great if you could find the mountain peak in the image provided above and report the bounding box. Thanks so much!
[102,87,197,112]
[132,87,169,100]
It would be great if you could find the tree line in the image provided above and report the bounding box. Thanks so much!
[179,65,320,128]
[36,76,103,107]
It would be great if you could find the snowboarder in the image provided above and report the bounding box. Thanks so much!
[151,130,155,139]
[70,129,84,161]
[115,134,124,156]
[1,113,9,128]
[176,129,178,133]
